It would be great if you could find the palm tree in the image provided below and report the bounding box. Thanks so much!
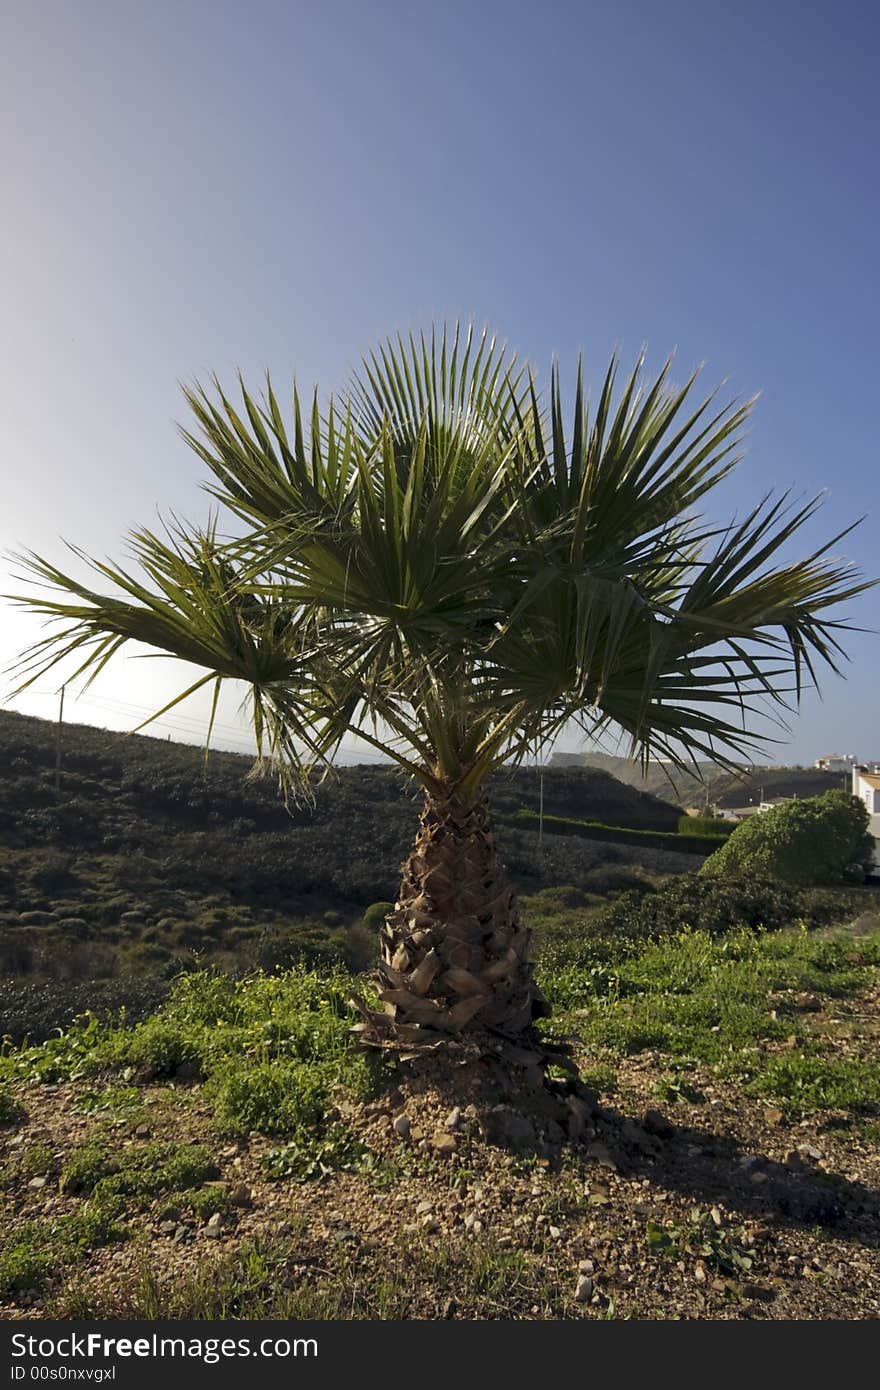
[7,325,872,1042]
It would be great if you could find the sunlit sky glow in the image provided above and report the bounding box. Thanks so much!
[1,0,878,767]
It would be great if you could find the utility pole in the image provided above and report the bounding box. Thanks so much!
[54,684,66,795]
[538,763,544,848]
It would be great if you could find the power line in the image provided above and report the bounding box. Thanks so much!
[7,687,391,763]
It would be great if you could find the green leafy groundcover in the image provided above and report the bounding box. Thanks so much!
[0,966,382,1136]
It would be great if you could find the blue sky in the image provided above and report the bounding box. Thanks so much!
[1,0,877,764]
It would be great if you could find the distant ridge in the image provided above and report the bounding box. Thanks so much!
[551,750,851,810]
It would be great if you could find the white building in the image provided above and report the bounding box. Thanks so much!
[852,765,880,872]
[815,753,858,774]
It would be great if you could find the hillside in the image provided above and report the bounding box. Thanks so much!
[552,750,850,810]
[2,712,879,1324]
[0,709,692,1039]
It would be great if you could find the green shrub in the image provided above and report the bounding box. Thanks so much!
[678,815,734,837]
[362,901,394,927]
[589,872,861,945]
[209,1057,330,1136]
[700,791,874,886]
[99,1016,198,1078]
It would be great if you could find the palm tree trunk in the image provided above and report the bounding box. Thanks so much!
[374,788,545,1037]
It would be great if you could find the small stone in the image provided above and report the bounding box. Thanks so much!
[416,1200,433,1216]
[229,1183,252,1208]
[710,1207,722,1227]
[578,1259,595,1275]
[206,1212,224,1229]
[694,1263,707,1283]
[393,1114,411,1139]
[548,1225,562,1240]
[575,1275,594,1303]
[445,1107,462,1131]
[200,1223,222,1239]
[641,1109,675,1140]
[743,1284,776,1302]
[135,1123,151,1139]
[173,1225,189,1242]
[620,1117,647,1150]
[480,1106,536,1151]
[159,1220,177,1235]
[764,1107,784,1126]
[798,1143,823,1162]
[432,1132,457,1156]
[28,1176,47,1190]
[584,1141,616,1170]
[566,1095,593,1140]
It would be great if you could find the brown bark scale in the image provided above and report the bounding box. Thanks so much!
[371,789,546,1039]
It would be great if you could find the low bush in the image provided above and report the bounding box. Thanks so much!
[362,901,394,927]
[700,790,875,885]
[588,872,863,946]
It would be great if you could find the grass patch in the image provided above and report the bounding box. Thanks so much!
[51,1233,563,1320]
[746,1055,880,1116]
[1,966,384,1141]
[539,923,880,1093]
[0,1085,26,1126]
[0,1204,126,1297]
[60,1139,218,1202]
[652,1071,707,1105]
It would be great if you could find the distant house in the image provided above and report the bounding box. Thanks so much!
[852,765,880,872]
[720,799,789,821]
[815,753,858,773]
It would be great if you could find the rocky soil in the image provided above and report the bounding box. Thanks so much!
[2,1017,879,1321]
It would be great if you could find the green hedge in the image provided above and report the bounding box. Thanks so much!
[502,809,727,856]
[677,815,735,838]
